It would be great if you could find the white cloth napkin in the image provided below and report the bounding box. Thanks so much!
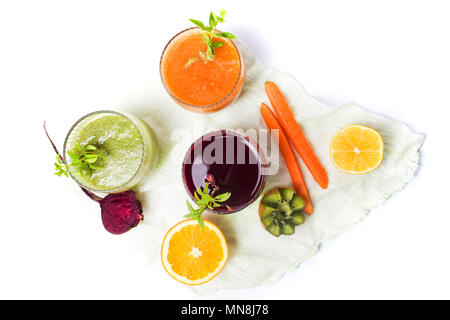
[119,43,424,295]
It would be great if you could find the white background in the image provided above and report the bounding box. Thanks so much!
[0,0,449,299]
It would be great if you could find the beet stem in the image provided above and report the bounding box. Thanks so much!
[43,121,65,164]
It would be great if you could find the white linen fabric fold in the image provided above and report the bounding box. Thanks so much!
[120,43,424,295]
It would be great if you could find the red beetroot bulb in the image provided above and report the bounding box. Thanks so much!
[100,191,143,235]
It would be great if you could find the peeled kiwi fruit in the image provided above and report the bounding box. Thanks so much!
[258,188,306,237]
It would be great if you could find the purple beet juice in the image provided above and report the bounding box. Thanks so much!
[183,130,266,214]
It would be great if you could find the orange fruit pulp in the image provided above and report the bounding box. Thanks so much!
[330,125,384,174]
[161,219,228,285]
[160,28,245,113]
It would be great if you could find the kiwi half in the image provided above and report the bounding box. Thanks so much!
[258,188,306,237]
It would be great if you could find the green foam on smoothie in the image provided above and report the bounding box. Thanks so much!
[69,114,143,191]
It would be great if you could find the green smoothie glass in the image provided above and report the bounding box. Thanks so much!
[63,110,158,193]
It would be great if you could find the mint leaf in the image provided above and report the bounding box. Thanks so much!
[209,12,217,28]
[217,32,236,39]
[212,41,224,49]
[185,57,199,67]
[214,192,231,202]
[188,9,237,61]
[202,183,209,195]
[187,200,195,213]
[84,145,98,151]
[185,182,232,229]
[189,19,205,29]
[197,216,205,229]
[184,212,197,219]
[54,143,104,178]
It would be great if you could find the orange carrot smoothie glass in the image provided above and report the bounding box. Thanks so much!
[160,27,245,113]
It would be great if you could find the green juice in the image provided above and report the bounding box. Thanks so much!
[64,111,158,192]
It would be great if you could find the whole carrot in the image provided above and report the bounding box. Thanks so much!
[261,103,313,214]
[265,81,329,189]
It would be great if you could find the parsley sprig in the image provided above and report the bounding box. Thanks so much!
[185,183,231,229]
[55,143,105,178]
[188,9,236,62]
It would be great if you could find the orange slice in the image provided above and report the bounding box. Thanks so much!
[161,219,228,285]
[330,125,384,174]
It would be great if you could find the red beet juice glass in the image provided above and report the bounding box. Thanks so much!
[182,130,266,214]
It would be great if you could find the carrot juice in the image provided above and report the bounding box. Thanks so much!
[160,28,245,113]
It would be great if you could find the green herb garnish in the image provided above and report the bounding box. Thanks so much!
[188,9,236,63]
[54,143,105,178]
[184,182,231,229]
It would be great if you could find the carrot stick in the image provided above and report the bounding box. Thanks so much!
[260,103,313,214]
[265,81,329,189]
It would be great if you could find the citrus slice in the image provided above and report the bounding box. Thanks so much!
[161,219,228,285]
[330,125,384,174]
